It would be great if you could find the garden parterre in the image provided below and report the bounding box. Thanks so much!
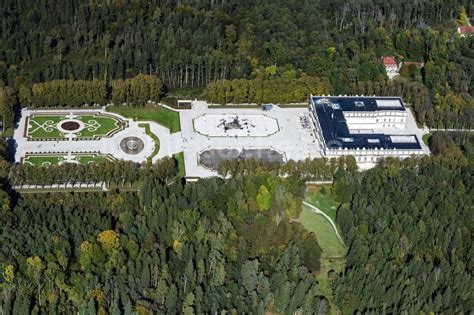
[26,112,126,140]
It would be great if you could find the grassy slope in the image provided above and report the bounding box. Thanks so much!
[305,189,340,222]
[299,207,346,258]
[167,86,205,99]
[107,105,181,133]
[299,187,347,314]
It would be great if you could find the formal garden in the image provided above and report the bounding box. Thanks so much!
[22,152,114,166]
[26,113,126,139]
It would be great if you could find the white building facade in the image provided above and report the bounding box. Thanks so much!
[309,96,427,168]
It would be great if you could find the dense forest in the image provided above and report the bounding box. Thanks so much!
[332,158,473,313]
[1,164,329,314]
[18,74,164,107]
[0,0,473,128]
[0,0,470,88]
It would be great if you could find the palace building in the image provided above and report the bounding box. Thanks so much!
[309,95,427,167]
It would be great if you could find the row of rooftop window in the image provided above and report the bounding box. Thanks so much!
[344,111,406,117]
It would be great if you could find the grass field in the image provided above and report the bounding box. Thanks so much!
[23,153,113,166]
[107,105,181,133]
[3,128,13,138]
[305,188,340,222]
[174,152,185,178]
[27,114,123,139]
[299,207,346,314]
[300,187,346,314]
[299,206,346,258]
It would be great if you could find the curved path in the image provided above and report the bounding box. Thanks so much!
[302,201,346,246]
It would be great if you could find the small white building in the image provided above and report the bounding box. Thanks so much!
[382,56,399,79]
[457,26,474,37]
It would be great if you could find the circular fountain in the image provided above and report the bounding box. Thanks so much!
[120,136,145,155]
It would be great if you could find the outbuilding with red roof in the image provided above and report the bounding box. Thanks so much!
[457,26,474,37]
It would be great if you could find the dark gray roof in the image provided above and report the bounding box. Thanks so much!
[311,96,422,150]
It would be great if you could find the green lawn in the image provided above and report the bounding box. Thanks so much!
[138,123,160,162]
[316,255,345,315]
[299,206,346,258]
[299,199,346,315]
[174,152,185,178]
[107,105,181,133]
[23,153,112,166]
[27,114,123,139]
[304,189,340,222]
[79,115,122,137]
[422,133,432,146]
[27,115,63,138]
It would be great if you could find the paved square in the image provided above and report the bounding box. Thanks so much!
[179,103,322,178]
[193,114,279,137]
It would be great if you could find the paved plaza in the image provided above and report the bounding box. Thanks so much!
[193,114,280,137]
[179,103,322,178]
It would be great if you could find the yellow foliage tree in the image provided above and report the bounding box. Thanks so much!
[26,256,45,272]
[3,264,15,283]
[173,239,183,253]
[80,240,93,253]
[136,304,151,315]
[458,6,469,26]
[327,47,337,56]
[88,288,105,304]
[79,240,94,271]
[97,230,119,251]
[256,185,271,211]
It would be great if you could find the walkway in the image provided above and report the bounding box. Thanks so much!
[427,128,474,132]
[302,201,346,246]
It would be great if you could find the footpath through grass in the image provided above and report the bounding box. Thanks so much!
[299,206,346,258]
[299,187,347,314]
[107,105,181,133]
[305,188,340,222]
